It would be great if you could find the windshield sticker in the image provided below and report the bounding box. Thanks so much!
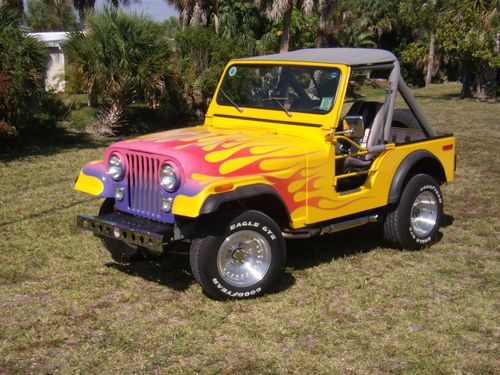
[330,71,339,79]
[228,66,237,77]
[319,97,333,111]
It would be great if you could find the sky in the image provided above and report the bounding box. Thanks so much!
[20,0,179,22]
[94,0,179,21]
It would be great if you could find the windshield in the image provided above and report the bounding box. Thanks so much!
[216,64,341,115]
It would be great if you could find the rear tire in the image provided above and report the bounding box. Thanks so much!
[383,174,443,249]
[99,198,144,263]
[189,210,286,300]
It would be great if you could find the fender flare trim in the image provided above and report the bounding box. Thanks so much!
[199,184,290,217]
[388,150,443,204]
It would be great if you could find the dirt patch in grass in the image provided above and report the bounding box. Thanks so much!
[0,83,499,374]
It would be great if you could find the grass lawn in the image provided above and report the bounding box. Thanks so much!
[0,83,498,374]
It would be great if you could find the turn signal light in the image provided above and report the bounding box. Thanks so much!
[442,144,453,151]
[214,183,234,192]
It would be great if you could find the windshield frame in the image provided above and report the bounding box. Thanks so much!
[215,62,342,116]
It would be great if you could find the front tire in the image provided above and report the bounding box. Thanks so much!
[383,174,443,249]
[189,210,286,300]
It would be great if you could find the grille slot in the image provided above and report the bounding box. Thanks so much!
[125,152,161,220]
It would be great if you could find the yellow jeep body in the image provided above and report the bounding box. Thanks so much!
[75,49,455,231]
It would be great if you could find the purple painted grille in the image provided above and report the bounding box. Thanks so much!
[125,152,161,220]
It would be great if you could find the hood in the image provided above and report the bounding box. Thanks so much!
[108,125,324,197]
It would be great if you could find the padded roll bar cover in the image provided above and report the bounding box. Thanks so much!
[367,144,387,154]
[388,150,443,204]
[398,78,437,138]
[199,183,290,217]
[382,61,437,142]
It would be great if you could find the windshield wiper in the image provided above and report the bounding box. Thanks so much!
[266,97,292,117]
[219,88,243,113]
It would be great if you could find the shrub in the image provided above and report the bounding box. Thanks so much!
[64,8,173,135]
[0,5,47,144]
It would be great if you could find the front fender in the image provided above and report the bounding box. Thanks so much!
[74,160,114,197]
[199,184,288,214]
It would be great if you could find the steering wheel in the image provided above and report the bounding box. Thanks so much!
[262,97,289,102]
[310,106,326,113]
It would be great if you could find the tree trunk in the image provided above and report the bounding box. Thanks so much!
[97,98,130,135]
[460,63,472,99]
[473,65,497,102]
[425,32,435,87]
[87,81,98,107]
[425,0,438,87]
[315,29,329,48]
[3,0,23,13]
[76,1,96,24]
[280,6,293,53]
[213,0,219,34]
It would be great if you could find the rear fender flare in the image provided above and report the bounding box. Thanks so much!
[388,150,445,204]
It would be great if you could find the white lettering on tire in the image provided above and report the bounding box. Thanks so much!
[229,221,277,240]
[230,221,260,231]
[212,278,262,297]
[419,185,442,203]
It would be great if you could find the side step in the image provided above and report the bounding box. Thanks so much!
[282,214,380,239]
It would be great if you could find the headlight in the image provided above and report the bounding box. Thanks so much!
[160,163,178,192]
[107,154,123,181]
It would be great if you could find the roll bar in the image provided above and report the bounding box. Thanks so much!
[352,61,437,141]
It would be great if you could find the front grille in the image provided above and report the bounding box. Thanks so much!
[125,152,162,220]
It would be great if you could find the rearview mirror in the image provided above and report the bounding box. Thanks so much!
[342,116,364,138]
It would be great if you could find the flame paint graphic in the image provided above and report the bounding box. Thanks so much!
[107,126,371,223]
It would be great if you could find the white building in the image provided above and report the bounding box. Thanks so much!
[28,31,69,92]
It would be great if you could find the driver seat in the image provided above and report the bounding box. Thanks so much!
[340,101,385,172]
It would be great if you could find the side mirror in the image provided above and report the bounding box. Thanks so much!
[342,116,364,138]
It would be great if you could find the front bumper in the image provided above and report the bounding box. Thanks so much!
[76,212,174,252]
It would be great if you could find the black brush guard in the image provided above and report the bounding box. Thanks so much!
[76,212,174,252]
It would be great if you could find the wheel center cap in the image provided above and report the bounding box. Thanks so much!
[231,247,247,262]
[413,208,420,218]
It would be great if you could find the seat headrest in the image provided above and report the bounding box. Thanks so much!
[346,101,383,129]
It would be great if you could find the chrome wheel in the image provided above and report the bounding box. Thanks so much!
[410,191,438,237]
[217,230,272,288]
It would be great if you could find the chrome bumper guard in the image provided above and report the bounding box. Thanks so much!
[76,212,174,252]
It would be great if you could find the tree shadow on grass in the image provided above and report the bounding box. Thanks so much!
[0,129,112,162]
[414,93,462,101]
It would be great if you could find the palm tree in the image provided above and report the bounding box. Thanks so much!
[73,0,96,23]
[253,0,336,52]
[25,0,80,32]
[64,8,172,134]
[1,0,23,13]
[165,0,216,29]
[336,17,376,47]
